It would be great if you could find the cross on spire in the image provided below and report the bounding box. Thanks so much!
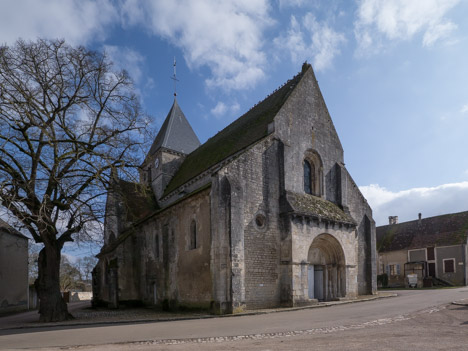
[171,57,179,97]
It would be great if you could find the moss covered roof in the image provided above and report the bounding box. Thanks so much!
[162,65,309,197]
[115,179,159,222]
[377,211,468,252]
[285,191,356,225]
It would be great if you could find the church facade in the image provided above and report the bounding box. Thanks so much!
[94,63,377,313]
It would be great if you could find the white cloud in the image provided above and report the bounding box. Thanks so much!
[0,0,118,45]
[274,14,345,71]
[211,101,240,118]
[354,0,460,55]
[211,102,227,117]
[230,102,240,114]
[121,0,271,91]
[103,45,145,83]
[460,104,468,114]
[360,182,468,226]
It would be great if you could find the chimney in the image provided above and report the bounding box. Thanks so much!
[418,213,422,224]
[389,216,398,225]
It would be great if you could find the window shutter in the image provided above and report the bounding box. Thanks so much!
[386,265,390,276]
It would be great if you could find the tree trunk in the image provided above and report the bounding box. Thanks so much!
[35,243,73,322]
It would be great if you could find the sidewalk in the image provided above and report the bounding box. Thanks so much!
[0,292,397,330]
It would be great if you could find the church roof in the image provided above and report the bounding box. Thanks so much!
[284,191,357,226]
[114,179,158,222]
[377,211,468,252]
[163,64,310,197]
[148,98,200,156]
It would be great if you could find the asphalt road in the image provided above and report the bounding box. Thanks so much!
[1,288,468,350]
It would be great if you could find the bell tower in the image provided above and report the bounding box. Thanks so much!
[141,97,200,200]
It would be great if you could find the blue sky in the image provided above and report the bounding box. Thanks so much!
[1,0,468,256]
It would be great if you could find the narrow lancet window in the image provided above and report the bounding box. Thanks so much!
[155,234,159,259]
[304,160,312,194]
[190,220,197,250]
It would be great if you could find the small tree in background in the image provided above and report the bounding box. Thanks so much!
[59,256,82,291]
[0,39,150,322]
[28,241,40,285]
[77,255,98,282]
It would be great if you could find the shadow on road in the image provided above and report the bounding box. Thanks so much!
[0,318,175,337]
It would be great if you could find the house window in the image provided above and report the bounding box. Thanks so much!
[443,259,455,273]
[388,264,400,276]
[190,220,197,250]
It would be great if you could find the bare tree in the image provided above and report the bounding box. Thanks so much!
[28,241,40,284]
[0,39,149,321]
[77,255,98,282]
[59,256,81,291]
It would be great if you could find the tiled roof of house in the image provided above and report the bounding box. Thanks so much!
[284,191,356,226]
[162,64,311,197]
[377,211,468,252]
[148,98,200,156]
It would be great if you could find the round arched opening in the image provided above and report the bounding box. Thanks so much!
[307,234,346,301]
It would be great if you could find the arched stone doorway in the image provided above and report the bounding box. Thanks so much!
[307,234,346,301]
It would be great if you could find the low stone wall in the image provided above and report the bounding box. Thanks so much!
[70,292,93,302]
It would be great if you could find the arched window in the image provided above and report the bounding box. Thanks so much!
[304,151,323,196]
[304,160,312,194]
[190,220,197,250]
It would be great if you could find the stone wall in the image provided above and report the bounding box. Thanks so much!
[96,188,212,309]
[273,66,344,201]
[290,219,358,302]
[135,188,211,308]
[273,65,376,298]
[0,231,28,313]
[216,137,283,310]
[345,173,376,295]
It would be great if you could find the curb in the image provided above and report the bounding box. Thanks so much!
[0,293,397,331]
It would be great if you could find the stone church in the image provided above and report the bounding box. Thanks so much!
[94,63,377,313]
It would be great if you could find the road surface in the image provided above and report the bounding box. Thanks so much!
[1,288,467,350]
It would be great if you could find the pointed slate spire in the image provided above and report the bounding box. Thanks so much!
[148,98,200,156]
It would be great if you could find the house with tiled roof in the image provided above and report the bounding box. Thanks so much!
[94,63,377,313]
[377,212,468,287]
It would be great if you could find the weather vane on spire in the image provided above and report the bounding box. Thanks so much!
[171,57,179,97]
